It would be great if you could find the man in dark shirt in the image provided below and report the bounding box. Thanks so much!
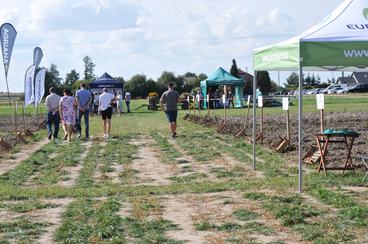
[160,82,180,138]
[76,83,92,139]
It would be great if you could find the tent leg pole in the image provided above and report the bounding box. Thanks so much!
[252,72,257,171]
[298,64,303,193]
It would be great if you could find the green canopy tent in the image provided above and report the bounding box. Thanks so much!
[252,0,368,192]
[200,67,244,108]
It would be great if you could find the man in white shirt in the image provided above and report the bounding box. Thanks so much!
[99,88,115,139]
[45,87,61,140]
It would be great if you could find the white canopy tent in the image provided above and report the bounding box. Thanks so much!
[252,0,368,192]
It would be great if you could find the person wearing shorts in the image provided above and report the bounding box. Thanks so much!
[160,82,180,138]
[99,88,115,139]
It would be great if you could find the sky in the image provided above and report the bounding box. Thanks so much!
[0,0,345,92]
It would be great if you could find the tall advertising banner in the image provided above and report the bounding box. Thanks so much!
[0,23,17,79]
[0,23,17,104]
[33,47,43,70]
[24,64,36,106]
[34,68,46,104]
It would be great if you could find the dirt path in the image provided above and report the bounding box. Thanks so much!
[35,198,74,244]
[0,138,49,175]
[0,198,73,244]
[129,137,174,185]
[162,196,210,243]
[58,141,93,187]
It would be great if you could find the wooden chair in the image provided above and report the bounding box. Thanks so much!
[361,155,368,182]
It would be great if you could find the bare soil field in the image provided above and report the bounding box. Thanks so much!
[187,112,368,159]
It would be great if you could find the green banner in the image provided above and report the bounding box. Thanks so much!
[253,40,299,71]
[301,41,368,68]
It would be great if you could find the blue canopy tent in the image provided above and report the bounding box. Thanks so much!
[89,72,123,94]
[200,67,244,108]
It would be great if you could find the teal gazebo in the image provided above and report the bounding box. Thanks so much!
[200,67,244,108]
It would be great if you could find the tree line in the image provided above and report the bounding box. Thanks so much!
[43,56,281,98]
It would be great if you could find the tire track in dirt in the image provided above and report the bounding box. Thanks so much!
[35,198,74,244]
[129,136,174,186]
[162,192,306,244]
[93,140,130,184]
[162,196,211,243]
[0,138,49,175]
[58,141,93,187]
[0,198,74,244]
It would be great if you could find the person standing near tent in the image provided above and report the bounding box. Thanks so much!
[76,83,92,139]
[125,91,131,113]
[45,87,61,140]
[160,82,180,138]
[228,91,234,108]
[116,92,124,115]
[59,88,76,142]
[99,88,115,139]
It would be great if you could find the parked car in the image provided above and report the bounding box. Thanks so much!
[328,87,348,94]
[347,83,368,93]
[323,84,348,94]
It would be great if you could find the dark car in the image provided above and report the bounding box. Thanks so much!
[348,83,368,93]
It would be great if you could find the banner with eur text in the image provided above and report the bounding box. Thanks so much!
[24,64,35,106]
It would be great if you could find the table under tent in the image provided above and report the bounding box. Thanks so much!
[89,72,124,95]
[252,0,368,192]
[200,67,244,108]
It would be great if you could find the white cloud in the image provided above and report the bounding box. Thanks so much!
[0,0,346,92]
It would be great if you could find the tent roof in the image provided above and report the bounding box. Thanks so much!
[89,72,123,89]
[202,67,243,86]
[253,0,368,71]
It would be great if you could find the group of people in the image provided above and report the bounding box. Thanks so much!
[45,84,130,141]
[93,91,131,116]
[44,81,180,141]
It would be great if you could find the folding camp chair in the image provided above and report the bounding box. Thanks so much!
[361,155,368,182]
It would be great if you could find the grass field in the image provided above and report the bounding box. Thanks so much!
[0,95,367,243]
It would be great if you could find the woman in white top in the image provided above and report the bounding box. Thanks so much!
[99,88,115,139]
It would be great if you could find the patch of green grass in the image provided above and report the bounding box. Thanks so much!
[75,143,103,188]
[241,222,274,235]
[244,192,268,201]
[5,201,59,213]
[169,173,208,183]
[264,195,321,226]
[0,216,49,243]
[211,166,246,178]
[55,198,125,243]
[151,132,182,164]
[194,221,241,232]
[233,209,259,221]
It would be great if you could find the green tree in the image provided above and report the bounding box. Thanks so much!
[83,56,96,81]
[286,72,299,89]
[256,71,272,94]
[157,71,181,95]
[64,69,80,89]
[45,64,63,95]
[230,59,240,78]
[114,76,125,90]
[243,74,253,95]
[73,80,90,91]
[125,74,148,98]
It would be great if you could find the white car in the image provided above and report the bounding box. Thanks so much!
[328,87,348,94]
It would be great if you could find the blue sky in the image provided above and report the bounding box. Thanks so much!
[0,0,343,92]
